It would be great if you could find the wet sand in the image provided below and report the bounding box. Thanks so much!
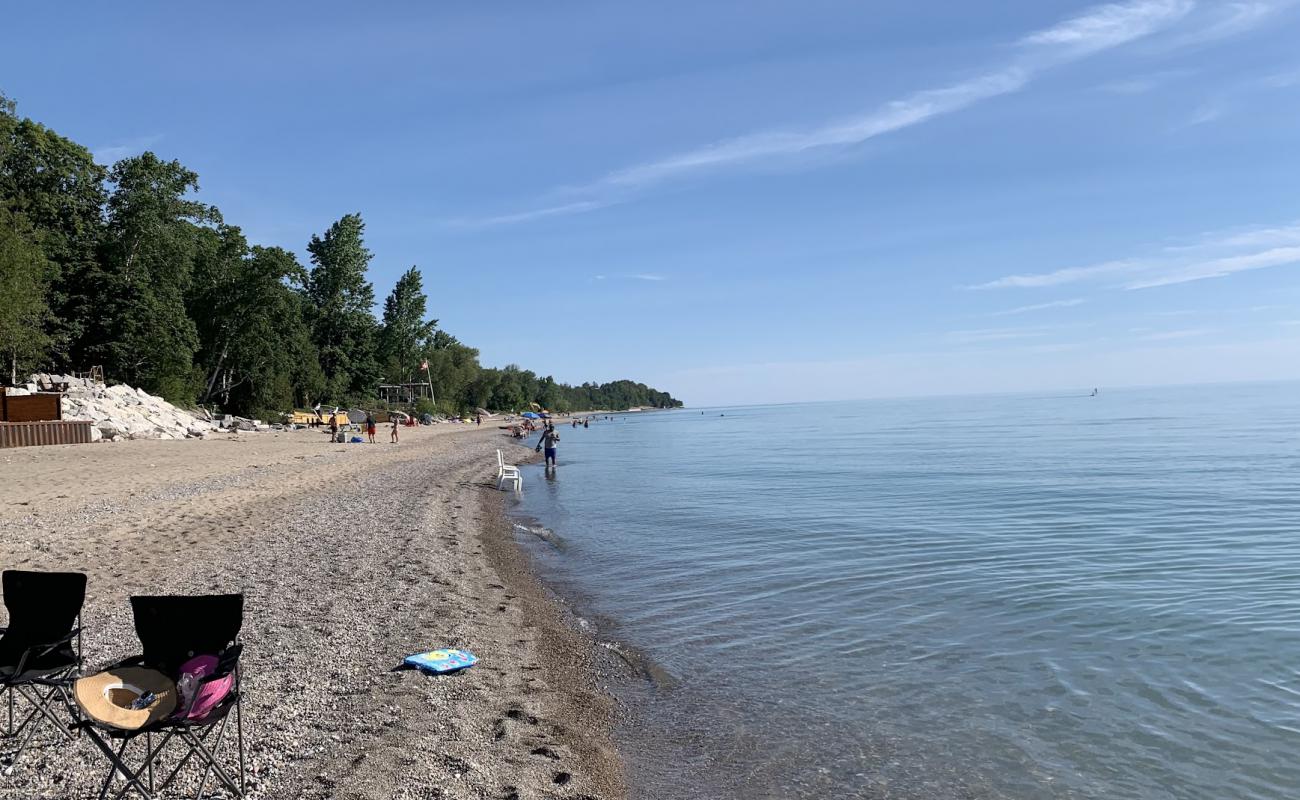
[0,425,625,799]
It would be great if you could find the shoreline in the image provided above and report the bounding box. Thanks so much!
[0,427,625,799]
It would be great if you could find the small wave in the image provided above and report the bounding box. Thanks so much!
[511,522,566,549]
[599,640,679,690]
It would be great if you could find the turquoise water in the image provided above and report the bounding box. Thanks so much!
[510,384,1300,799]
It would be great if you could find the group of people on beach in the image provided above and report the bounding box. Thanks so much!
[321,410,399,443]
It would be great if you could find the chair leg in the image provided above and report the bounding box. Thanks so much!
[192,721,223,799]
[112,730,178,800]
[237,697,246,796]
[191,718,234,799]
[7,693,51,769]
[1,682,77,772]
[59,684,84,738]
[87,732,155,800]
[14,685,76,741]
[104,729,178,800]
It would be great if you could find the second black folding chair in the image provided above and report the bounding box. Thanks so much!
[78,593,246,800]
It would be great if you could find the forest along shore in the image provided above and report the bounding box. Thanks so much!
[0,426,624,800]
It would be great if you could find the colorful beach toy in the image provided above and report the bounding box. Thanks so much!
[404,649,478,674]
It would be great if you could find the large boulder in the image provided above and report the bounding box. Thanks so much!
[28,373,247,443]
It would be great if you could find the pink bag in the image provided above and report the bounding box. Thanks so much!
[175,655,235,721]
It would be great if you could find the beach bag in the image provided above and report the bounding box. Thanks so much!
[174,654,235,722]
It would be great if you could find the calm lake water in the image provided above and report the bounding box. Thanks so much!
[510,384,1300,800]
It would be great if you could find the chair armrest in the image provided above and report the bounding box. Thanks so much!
[34,627,81,656]
[214,643,243,675]
[12,627,82,675]
[97,653,146,672]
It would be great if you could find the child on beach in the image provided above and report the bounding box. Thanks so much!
[536,423,559,467]
[390,416,399,443]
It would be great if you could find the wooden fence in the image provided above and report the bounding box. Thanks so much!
[0,420,93,448]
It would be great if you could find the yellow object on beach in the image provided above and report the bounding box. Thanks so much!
[288,410,348,426]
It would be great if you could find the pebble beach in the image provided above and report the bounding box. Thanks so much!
[0,425,624,800]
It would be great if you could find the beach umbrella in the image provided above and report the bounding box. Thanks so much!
[521,411,540,419]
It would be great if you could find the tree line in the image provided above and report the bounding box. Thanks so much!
[0,94,681,416]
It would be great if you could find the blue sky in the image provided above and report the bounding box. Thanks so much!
[5,1,1300,405]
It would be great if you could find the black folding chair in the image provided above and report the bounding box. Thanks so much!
[80,594,246,799]
[0,569,87,771]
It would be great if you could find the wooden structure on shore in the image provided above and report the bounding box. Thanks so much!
[377,382,433,405]
[0,387,93,448]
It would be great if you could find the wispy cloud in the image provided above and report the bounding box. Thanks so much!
[974,259,1140,289]
[1157,0,1295,47]
[1149,304,1286,316]
[1095,68,1196,94]
[1261,67,1300,89]
[459,0,1248,227]
[444,200,614,229]
[991,298,1087,316]
[975,222,1300,291]
[1020,0,1193,50]
[1126,245,1300,288]
[93,134,164,165]
[1139,328,1212,340]
[1186,99,1226,125]
[591,273,666,282]
[947,325,1080,344]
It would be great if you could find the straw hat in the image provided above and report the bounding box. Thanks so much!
[74,667,177,730]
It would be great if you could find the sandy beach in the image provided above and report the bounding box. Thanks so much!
[0,424,624,800]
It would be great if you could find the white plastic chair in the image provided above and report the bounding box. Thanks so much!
[496,449,522,491]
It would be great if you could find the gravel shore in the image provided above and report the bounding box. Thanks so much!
[0,426,625,800]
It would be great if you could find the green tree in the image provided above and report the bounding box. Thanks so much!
[377,266,436,385]
[81,152,215,400]
[0,207,52,384]
[305,213,379,400]
[189,224,324,416]
[0,94,106,368]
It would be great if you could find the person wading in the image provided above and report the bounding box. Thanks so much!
[536,422,560,468]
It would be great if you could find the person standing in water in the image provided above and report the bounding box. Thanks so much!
[536,422,560,467]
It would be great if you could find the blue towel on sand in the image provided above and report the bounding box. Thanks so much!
[404,649,478,674]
